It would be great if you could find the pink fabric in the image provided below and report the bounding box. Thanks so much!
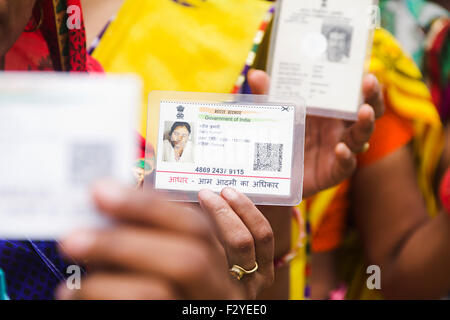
[329,284,347,300]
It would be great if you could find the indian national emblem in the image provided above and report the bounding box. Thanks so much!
[177,105,185,119]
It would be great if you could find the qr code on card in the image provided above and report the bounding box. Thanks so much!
[253,143,283,172]
[70,143,113,186]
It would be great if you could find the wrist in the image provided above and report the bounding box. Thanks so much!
[274,207,305,268]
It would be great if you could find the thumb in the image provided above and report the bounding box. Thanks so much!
[248,69,270,95]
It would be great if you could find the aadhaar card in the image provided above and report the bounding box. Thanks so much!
[0,73,140,239]
[145,92,306,206]
[268,0,377,119]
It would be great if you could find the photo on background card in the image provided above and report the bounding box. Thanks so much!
[321,22,354,64]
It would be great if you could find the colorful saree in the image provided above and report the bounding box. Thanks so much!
[345,28,444,299]
[4,0,101,72]
[380,0,449,122]
[0,0,101,300]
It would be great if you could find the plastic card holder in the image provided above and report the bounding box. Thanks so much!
[268,0,378,120]
[144,91,306,206]
[0,72,140,239]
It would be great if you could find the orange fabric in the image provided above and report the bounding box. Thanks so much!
[311,181,350,252]
[358,101,414,167]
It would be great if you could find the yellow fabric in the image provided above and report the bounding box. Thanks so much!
[308,185,341,231]
[290,202,307,300]
[370,29,441,126]
[93,0,272,143]
[290,187,340,299]
[290,177,341,300]
[370,28,444,219]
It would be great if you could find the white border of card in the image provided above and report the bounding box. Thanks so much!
[144,91,306,206]
[0,73,140,239]
[268,0,378,120]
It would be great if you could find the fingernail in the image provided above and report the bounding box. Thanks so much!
[366,73,376,85]
[93,181,126,207]
[369,74,381,91]
[62,230,96,257]
[221,187,238,201]
[336,143,352,159]
[360,104,375,122]
[367,105,376,122]
[55,284,73,300]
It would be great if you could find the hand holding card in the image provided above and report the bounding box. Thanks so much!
[145,91,306,206]
[248,70,384,198]
[268,0,378,119]
[57,182,244,300]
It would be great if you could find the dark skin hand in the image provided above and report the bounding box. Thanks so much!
[247,69,384,299]
[352,143,450,299]
[199,188,275,299]
[57,183,274,300]
[57,182,245,300]
[247,69,384,199]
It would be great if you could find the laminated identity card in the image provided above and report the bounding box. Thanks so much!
[144,91,306,206]
[0,73,140,239]
[268,0,378,119]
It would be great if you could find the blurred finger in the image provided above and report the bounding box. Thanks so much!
[362,73,384,118]
[59,227,223,298]
[91,181,212,241]
[56,273,180,300]
[248,69,270,95]
[332,142,357,184]
[343,104,375,153]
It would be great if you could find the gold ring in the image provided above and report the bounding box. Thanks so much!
[229,262,258,280]
[359,142,370,154]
